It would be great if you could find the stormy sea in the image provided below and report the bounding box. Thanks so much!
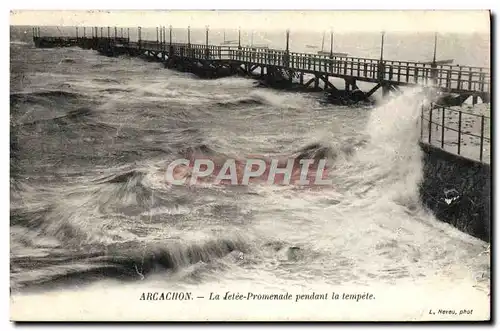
[10,27,490,320]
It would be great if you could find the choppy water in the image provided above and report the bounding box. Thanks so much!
[9,28,490,320]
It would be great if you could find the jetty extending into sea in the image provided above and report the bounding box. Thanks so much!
[32,26,490,107]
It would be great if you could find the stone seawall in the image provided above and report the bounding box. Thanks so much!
[419,143,491,242]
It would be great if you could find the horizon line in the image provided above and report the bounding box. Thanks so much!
[10,24,491,35]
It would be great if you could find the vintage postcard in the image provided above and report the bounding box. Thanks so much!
[9,10,491,322]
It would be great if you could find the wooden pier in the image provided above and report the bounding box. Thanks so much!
[31,26,491,105]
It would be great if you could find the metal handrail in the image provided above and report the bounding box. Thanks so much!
[420,103,490,162]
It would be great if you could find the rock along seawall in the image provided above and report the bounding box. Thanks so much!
[419,143,491,243]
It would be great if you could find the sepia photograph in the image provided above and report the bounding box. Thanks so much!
[9,9,491,322]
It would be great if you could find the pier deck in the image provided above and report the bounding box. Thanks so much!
[133,40,490,97]
[31,27,491,104]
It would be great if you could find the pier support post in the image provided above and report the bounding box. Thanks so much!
[138,26,142,51]
[382,83,391,96]
[352,79,359,90]
[378,31,386,79]
[205,25,210,59]
[285,29,291,83]
[379,31,385,63]
[329,30,334,57]
[343,77,358,92]
[238,27,241,49]
[32,26,39,44]
[285,29,290,67]
[163,26,167,60]
[169,25,172,46]
[168,25,173,62]
[430,33,438,86]
[160,26,165,61]
[322,76,339,93]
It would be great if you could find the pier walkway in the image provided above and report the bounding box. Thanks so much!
[31,26,490,105]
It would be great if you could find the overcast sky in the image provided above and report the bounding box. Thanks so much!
[10,10,490,33]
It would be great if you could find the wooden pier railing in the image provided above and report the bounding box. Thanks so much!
[31,28,491,97]
[117,40,490,95]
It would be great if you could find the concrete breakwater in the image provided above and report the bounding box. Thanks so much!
[419,143,491,242]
